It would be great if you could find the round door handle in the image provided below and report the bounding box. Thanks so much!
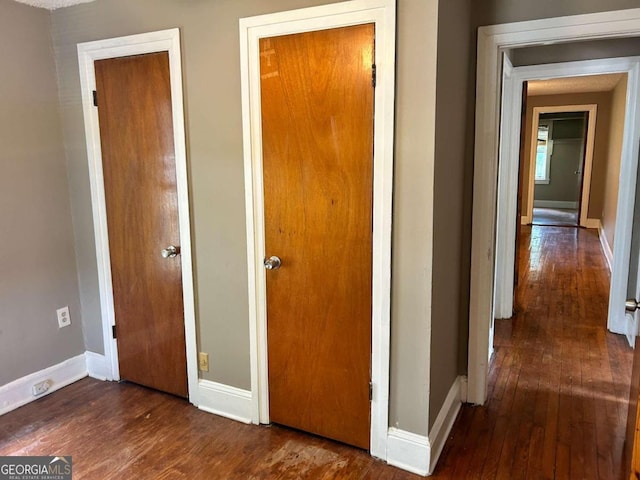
[264,256,282,270]
[161,245,180,258]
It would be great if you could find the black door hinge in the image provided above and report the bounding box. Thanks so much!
[92,90,98,107]
[112,325,117,339]
[372,64,377,88]
[369,382,373,401]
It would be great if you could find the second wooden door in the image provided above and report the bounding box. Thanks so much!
[260,24,375,449]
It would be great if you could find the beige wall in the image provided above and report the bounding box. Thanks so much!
[602,76,628,248]
[520,92,613,220]
[430,0,472,430]
[49,0,440,435]
[0,0,84,385]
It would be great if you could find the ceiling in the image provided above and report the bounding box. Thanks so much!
[528,73,625,96]
[12,0,94,9]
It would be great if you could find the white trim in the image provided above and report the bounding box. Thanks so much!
[387,428,430,477]
[607,62,640,336]
[239,0,395,460]
[385,376,464,477]
[77,29,199,404]
[427,376,464,475]
[0,354,87,416]
[471,10,640,405]
[533,200,579,209]
[197,380,253,424]
[598,221,614,272]
[85,351,108,381]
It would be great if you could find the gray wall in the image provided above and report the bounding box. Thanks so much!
[512,37,640,67]
[430,0,472,429]
[534,118,585,203]
[0,0,84,386]
[50,0,439,436]
[473,0,640,26]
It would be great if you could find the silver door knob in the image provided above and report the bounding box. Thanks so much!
[161,245,180,258]
[264,256,282,270]
[626,299,640,312]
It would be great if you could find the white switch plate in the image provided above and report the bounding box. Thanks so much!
[56,306,71,328]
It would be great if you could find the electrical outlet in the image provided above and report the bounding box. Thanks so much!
[33,380,51,396]
[56,306,71,328]
[198,352,209,372]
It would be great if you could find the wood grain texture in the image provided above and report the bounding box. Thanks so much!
[432,225,633,479]
[95,52,187,398]
[0,379,423,480]
[260,24,375,449]
[626,335,640,478]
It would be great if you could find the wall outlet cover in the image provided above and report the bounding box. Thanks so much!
[56,306,71,328]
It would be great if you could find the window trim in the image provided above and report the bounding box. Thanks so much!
[534,120,553,184]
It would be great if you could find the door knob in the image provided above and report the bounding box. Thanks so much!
[626,299,639,312]
[161,245,180,258]
[264,256,282,270]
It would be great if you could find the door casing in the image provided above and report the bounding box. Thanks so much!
[77,29,199,402]
[524,105,597,227]
[471,10,640,405]
[239,0,396,459]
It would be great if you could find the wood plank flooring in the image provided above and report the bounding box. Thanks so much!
[433,225,633,479]
[0,225,633,479]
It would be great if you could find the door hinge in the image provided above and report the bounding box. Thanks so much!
[369,382,373,401]
[92,90,98,107]
[112,325,117,339]
[372,64,377,88]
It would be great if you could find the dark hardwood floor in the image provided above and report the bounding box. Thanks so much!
[0,225,633,479]
[432,225,633,479]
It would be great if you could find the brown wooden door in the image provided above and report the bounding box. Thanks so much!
[626,335,640,479]
[95,52,188,398]
[260,24,375,449]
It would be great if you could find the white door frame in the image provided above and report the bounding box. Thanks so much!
[239,0,396,459]
[471,9,640,405]
[77,29,199,403]
[494,77,600,321]
[525,104,597,227]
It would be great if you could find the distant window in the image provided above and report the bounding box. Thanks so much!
[535,122,552,184]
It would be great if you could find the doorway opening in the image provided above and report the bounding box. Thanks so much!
[529,112,587,227]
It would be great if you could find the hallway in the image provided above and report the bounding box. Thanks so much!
[433,225,633,478]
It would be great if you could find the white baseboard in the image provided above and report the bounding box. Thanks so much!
[598,221,613,272]
[85,351,109,381]
[387,428,430,476]
[0,354,87,416]
[584,218,600,229]
[427,375,464,474]
[533,200,578,209]
[386,376,464,477]
[197,379,252,424]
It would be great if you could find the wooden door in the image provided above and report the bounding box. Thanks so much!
[514,80,528,306]
[95,52,188,398]
[260,24,375,449]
